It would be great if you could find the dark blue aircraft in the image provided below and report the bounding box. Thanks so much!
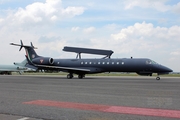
[10,40,172,80]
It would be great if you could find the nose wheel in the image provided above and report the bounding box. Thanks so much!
[156,76,160,80]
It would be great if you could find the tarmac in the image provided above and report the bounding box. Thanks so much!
[0,75,180,120]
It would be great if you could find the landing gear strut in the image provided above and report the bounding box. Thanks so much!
[67,73,73,79]
[156,73,160,80]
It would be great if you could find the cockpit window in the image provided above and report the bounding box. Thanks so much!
[146,60,158,64]
[151,60,158,64]
[146,60,151,64]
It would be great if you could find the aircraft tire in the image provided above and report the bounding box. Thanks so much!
[156,77,160,80]
[78,74,84,79]
[67,74,73,79]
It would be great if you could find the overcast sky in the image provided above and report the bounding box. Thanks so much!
[0,0,180,72]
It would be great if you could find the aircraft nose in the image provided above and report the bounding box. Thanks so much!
[166,67,173,72]
[153,64,173,74]
[159,65,173,73]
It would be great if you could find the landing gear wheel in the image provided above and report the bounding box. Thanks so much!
[78,74,85,79]
[67,74,73,79]
[156,76,160,80]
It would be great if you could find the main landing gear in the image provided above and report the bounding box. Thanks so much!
[78,74,85,79]
[67,73,85,79]
[67,73,73,79]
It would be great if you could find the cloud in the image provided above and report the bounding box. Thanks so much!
[111,32,127,42]
[168,25,180,38]
[111,22,180,42]
[71,27,80,31]
[38,36,61,43]
[0,18,4,23]
[111,22,154,42]
[83,27,96,33]
[171,51,180,56]
[170,49,180,56]
[172,2,180,14]
[0,0,180,71]
[4,0,85,26]
[62,6,85,17]
[124,0,171,12]
[109,22,180,55]
[0,0,9,4]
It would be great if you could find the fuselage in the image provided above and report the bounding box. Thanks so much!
[50,58,172,75]
[10,41,173,79]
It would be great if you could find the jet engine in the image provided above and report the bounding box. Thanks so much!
[32,57,54,65]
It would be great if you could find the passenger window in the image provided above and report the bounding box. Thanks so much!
[98,62,100,64]
[89,62,92,64]
[112,62,114,64]
[81,62,83,64]
[122,62,124,65]
[117,62,119,64]
[107,62,109,64]
[85,62,88,64]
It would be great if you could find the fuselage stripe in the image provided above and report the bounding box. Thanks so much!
[25,48,31,61]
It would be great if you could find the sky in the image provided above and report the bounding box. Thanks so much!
[0,0,180,72]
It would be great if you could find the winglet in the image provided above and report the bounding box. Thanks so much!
[31,42,37,49]
[19,40,23,51]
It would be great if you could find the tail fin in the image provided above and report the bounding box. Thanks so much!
[10,40,39,61]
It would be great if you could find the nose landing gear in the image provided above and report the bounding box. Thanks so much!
[156,76,160,80]
[156,73,160,80]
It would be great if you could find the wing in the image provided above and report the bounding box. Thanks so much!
[32,64,91,73]
[0,69,19,72]
[0,66,27,71]
[24,55,91,73]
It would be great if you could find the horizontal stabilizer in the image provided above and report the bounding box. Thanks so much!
[10,40,37,51]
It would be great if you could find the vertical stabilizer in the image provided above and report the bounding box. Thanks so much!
[10,40,39,61]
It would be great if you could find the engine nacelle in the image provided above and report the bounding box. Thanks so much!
[32,57,54,65]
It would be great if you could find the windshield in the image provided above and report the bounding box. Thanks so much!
[146,59,159,65]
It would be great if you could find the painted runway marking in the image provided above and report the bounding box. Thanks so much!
[23,100,180,119]
[17,117,29,120]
